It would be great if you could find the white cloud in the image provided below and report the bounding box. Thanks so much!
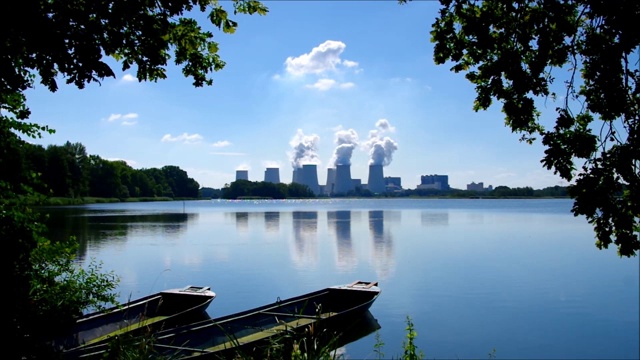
[305,79,355,91]
[107,114,122,122]
[306,79,337,91]
[211,140,232,148]
[262,160,282,168]
[161,133,203,144]
[209,152,246,156]
[285,40,359,76]
[342,60,359,68]
[122,113,138,119]
[107,112,139,125]
[121,74,137,82]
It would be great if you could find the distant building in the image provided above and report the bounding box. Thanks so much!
[418,174,449,190]
[466,182,493,191]
[264,168,280,183]
[236,170,248,181]
[384,176,402,189]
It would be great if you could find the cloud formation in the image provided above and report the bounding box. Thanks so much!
[304,79,355,91]
[211,140,231,148]
[330,128,359,166]
[106,113,138,125]
[121,74,137,82]
[161,133,203,144]
[288,129,321,168]
[364,119,398,166]
[285,40,359,76]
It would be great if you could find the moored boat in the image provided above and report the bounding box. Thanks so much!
[58,285,216,351]
[67,280,380,359]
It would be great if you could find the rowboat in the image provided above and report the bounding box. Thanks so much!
[57,285,216,351]
[67,280,380,359]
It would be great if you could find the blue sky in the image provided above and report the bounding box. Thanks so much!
[25,1,570,190]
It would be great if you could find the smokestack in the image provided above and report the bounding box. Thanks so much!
[334,164,354,195]
[264,168,280,183]
[299,164,320,195]
[325,168,336,195]
[236,170,248,181]
[367,164,385,193]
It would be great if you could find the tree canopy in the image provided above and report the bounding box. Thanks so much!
[1,1,268,358]
[401,0,639,257]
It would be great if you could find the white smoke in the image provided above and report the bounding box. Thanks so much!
[364,119,398,166]
[288,129,321,169]
[330,128,359,166]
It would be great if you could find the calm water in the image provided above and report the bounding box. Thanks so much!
[43,199,639,359]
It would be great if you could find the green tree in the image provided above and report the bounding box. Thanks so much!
[404,0,639,256]
[1,1,268,358]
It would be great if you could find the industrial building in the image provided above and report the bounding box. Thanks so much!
[264,168,280,183]
[334,164,354,195]
[417,174,449,190]
[367,164,385,194]
[235,170,249,181]
[291,164,320,195]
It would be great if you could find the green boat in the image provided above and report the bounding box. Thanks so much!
[67,281,380,359]
[58,285,216,351]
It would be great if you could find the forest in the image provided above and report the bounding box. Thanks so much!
[16,140,200,199]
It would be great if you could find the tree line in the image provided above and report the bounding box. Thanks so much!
[18,140,200,199]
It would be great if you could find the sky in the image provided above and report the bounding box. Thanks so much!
[24,1,571,190]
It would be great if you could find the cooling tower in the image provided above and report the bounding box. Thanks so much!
[325,168,336,195]
[264,168,280,183]
[236,170,248,181]
[333,164,354,195]
[367,164,385,193]
[291,168,300,184]
[300,164,320,195]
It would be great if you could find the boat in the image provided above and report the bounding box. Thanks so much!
[67,280,380,359]
[57,285,216,351]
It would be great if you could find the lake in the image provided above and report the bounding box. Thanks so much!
[42,198,639,359]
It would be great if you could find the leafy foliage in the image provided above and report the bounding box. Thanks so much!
[222,180,316,199]
[1,1,268,358]
[401,0,639,256]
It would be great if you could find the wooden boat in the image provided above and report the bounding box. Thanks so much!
[68,281,380,359]
[57,285,216,351]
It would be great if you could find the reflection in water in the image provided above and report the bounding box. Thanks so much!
[41,209,197,261]
[327,310,381,358]
[368,211,395,280]
[421,211,449,226]
[235,212,249,232]
[327,210,356,271]
[264,212,280,233]
[291,211,318,268]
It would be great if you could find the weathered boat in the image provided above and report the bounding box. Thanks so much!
[57,285,216,351]
[67,280,380,359]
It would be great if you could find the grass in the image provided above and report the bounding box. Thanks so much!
[86,316,489,360]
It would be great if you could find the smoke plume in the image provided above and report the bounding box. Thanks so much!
[364,119,398,166]
[330,128,359,166]
[288,129,320,168]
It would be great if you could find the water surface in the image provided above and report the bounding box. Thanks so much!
[43,199,640,359]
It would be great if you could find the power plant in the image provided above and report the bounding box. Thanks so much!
[333,164,354,195]
[236,170,248,181]
[324,168,336,195]
[367,164,385,194]
[292,164,320,195]
[264,168,280,183]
